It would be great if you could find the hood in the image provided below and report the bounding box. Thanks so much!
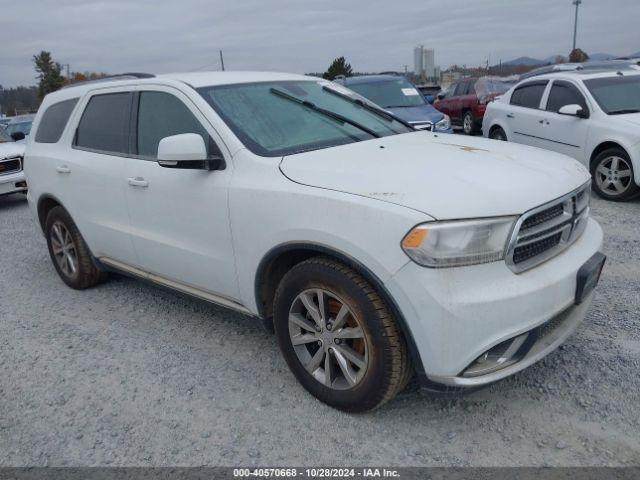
[0,142,25,160]
[385,104,444,124]
[616,112,640,127]
[280,132,590,220]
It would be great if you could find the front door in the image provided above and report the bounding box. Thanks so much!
[538,80,591,161]
[124,87,240,301]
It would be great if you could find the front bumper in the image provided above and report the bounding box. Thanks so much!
[386,217,603,386]
[0,170,27,196]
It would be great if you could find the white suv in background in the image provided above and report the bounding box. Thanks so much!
[483,65,640,201]
[25,72,604,412]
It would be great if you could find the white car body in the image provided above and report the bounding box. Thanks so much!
[25,72,603,395]
[482,69,640,191]
[0,141,26,196]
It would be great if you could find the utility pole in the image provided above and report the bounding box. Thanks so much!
[572,0,582,51]
[63,63,71,79]
[219,50,225,71]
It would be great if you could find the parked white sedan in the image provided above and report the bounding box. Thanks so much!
[483,66,640,201]
[0,128,27,197]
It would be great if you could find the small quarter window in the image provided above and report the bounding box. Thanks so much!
[35,98,79,143]
[75,93,131,154]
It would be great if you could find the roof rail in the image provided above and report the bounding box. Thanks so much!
[62,72,155,89]
[519,60,637,80]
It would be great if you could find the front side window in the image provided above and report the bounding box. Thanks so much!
[75,92,131,154]
[35,98,79,143]
[198,80,413,157]
[136,91,213,158]
[510,82,547,109]
[546,81,588,113]
[584,75,640,115]
[346,78,424,108]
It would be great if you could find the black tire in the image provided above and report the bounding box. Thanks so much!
[489,126,507,141]
[591,147,639,201]
[45,206,108,289]
[462,110,478,135]
[273,257,411,412]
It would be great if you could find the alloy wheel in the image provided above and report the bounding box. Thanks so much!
[595,155,632,196]
[50,221,79,279]
[288,288,368,390]
[463,113,473,134]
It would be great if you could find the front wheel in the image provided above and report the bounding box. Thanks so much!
[273,257,411,412]
[591,148,639,201]
[489,126,507,141]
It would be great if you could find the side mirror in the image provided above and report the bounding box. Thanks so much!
[436,93,445,100]
[11,131,25,141]
[558,104,589,119]
[157,133,223,170]
[425,94,435,104]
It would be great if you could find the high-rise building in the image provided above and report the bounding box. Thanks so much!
[414,45,438,81]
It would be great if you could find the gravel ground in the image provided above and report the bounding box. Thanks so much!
[0,192,639,467]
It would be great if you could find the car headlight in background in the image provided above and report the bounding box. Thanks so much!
[434,114,451,132]
[401,217,517,267]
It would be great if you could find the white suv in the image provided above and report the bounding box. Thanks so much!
[483,66,640,201]
[25,72,605,412]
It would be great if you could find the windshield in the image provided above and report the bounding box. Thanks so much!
[198,80,413,156]
[584,76,640,114]
[346,78,425,108]
[5,121,32,136]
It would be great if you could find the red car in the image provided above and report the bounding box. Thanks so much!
[434,77,514,135]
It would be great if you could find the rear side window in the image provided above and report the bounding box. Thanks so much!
[35,98,78,143]
[75,92,131,154]
[136,91,212,158]
[510,82,547,109]
[546,81,588,113]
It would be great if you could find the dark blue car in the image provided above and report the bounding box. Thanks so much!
[338,75,452,133]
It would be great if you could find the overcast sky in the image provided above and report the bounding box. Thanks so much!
[2,0,639,88]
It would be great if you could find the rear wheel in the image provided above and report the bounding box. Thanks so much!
[273,257,410,412]
[462,110,477,135]
[591,148,639,201]
[489,126,507,141]
[45,206,108,289]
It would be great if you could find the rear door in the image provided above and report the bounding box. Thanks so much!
[65,88,138,265]
[123,86,240,301]
[506,81,549,148]
[538,80,591,161]
[435,82,458,118]
[448,82,466,124]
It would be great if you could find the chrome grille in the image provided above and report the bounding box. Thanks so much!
[506,182,591,273]
[0,157,22,176]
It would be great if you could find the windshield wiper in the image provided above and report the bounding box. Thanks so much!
[608,109,640,115]
[321,86,415,130]
[270,88,380,138]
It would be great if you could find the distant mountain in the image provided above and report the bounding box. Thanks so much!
[627,51,640,58]
[501,56,548,66]
[589,52,616,61]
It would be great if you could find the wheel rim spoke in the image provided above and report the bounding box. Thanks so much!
[324,350,334,386]
[332,304,350,330]
[334,344,366,370]
[610,157,619,171]
[618,170,631,179]
[305,348,324,374]
[333,348,358,386]
[335,326,364,340]
[300,291,324,328]
[291,333,318,346]
[289,313,317,333]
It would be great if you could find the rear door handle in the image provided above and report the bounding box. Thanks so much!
[127,177,149,188]
[56,165,71,174]
[506,113,514,118]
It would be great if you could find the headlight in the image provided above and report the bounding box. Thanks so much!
[401,217,517,267]
[434,114,451,131]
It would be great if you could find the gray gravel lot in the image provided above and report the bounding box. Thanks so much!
[1,193,639,467]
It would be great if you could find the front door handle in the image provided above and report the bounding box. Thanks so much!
[56,165,71,174]
[506,113,515,118]
[127,177,149,188]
